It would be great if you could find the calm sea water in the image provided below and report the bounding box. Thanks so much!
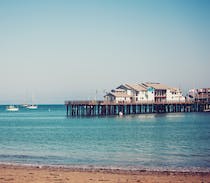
[0,105,210,171]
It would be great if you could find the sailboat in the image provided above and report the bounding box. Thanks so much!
[26,104,38,109]
[25,94,38,109]
[6,105,19,111]
[204,109,210,112]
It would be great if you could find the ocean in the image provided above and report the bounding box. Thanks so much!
[0,104,210,172]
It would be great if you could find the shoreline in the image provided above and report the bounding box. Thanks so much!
[1,162,210,173]
[1,164,210,183]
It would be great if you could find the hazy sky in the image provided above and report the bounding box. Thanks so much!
[0,0,210,104]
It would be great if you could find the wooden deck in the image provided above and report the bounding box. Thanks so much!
[65,100,210,117]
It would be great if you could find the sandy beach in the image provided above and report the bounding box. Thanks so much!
[0,164,210,183]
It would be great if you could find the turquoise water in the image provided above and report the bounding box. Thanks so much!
[0,105,210,171]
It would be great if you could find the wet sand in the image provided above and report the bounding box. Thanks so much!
[0,164,210,183]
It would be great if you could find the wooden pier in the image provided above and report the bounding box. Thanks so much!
[65,101,210,117]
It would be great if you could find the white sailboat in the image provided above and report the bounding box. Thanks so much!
[26,104,38,109]
[6,105,19,112]
[25,94,38,109]
[204,109,210,112]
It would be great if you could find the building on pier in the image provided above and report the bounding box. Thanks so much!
[104,91,131,103]
[188,88,210,103]
[167,87,185,102]
[105,82,185,103]
[65,85,210,117]
[115,84,148,102]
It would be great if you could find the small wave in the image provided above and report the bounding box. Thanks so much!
[0,162,210,173]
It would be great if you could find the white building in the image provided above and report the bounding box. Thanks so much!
[104,92,131,103]
[167,88,185,102]
[142,82,185,103]
[105,82,186,103]
[188,88,210,102]
[142,82,168,102]
[116,84,148,102]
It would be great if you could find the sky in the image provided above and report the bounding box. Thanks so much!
[0,0,210,104]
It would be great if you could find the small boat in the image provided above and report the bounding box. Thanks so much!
[204,109,210,112]
[6,105,19,112]
[119,111,123,116]
[26,105,38,109]
[21,104,29,107]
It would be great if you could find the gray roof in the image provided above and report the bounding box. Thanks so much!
[125,84,147,92]
[105,92,131,98]
[143,82,170,90]
[116,84,132,90]
[117,84,147,92]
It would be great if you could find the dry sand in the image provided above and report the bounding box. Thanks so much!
[0,164,210,183]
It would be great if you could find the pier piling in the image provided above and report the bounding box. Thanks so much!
[65,101,210,117]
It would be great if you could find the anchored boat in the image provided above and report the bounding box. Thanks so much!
[204,108,210,112]
[26,105,38,109]
[6,105,19,112]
